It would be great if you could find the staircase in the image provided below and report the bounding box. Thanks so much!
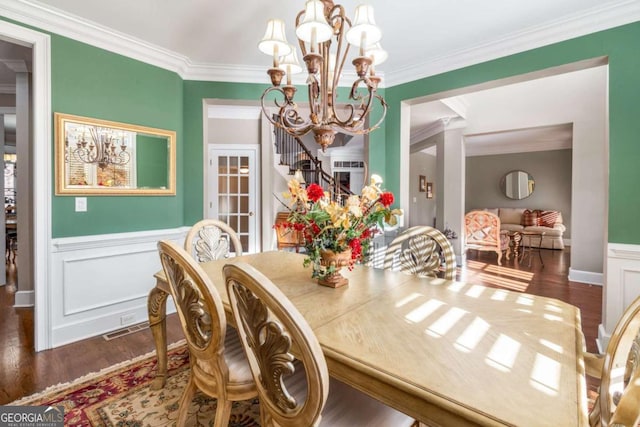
[273,125,352,201]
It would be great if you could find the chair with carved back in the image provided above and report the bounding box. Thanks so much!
[584,294,640,427]
[157,241,256,426]
[224,262,416,427]
[383,225,456,280]
[464,211,510,266]
[184,219,243,262]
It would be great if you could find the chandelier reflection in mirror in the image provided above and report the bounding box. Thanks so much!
[65,125,131,170]
[64,123,135,188]
[259,0,388,151]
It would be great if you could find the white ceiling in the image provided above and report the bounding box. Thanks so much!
[4,0,639,86]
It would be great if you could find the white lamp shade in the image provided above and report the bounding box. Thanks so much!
[346,4,381,47]
[365,42,388,65]
[258,19,292,56]
[296,0,333,43]
[279,47,303,74]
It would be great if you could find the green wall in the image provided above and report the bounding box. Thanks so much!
[51,35,183,238]
[383,21,640,244]
[136,135,169,188]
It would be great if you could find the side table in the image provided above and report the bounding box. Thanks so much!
[520,231,546,267]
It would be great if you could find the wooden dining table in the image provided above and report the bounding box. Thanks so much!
[148,251,588,426]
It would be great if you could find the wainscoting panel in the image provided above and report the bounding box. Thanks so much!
[50,227,188,348]
[599,243,640,351]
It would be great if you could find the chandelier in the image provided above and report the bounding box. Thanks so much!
[65,126,131,170]
[259,0,388,151]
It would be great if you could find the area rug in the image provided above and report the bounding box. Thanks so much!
[10,341,261,426]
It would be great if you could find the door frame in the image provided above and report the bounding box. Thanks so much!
[0,20,52,351]
[207,144,260,253]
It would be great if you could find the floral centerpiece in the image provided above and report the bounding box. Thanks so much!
[276,176,401,287]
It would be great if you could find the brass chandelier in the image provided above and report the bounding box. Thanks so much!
[65,126,131,170]
[259,0,388,151]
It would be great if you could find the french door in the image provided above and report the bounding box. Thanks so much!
[208,145,259,253]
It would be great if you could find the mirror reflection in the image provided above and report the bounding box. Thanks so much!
[55,113,176,195]
[501,170,535,200]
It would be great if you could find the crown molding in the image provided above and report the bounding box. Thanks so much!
[384,0,640,87]
[465,139,572,157]
[1,0,638,86]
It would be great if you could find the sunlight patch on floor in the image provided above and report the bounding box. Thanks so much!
[470,273,530,292]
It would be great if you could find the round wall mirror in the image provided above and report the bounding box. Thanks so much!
[500,170,535,200]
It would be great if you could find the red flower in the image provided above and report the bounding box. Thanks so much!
[360,228,372,239]
[349,238,362,260]
[379,192,394,207]
[306,184,324,202]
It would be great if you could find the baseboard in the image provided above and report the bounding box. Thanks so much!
[14,290,34,307]
[568,268,603,285]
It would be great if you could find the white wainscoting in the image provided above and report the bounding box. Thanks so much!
[50,227,189,348]
[598,243,640,352]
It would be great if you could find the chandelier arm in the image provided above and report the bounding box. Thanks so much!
[353,93,388,135]
[280,105,314,136]
[261,86,291,127]
[307,75,319,121]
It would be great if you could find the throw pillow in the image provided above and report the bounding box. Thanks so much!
[521,209,539,226]
[539,210,560,227]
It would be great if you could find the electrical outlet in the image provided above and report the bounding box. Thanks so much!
[75,197,87,212]
[120,313,136,325]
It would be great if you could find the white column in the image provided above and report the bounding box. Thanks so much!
[15,71,33,306]
[0,114,5,285]
[436,119,466,260]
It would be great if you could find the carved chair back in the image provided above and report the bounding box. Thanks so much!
[464,211,509,266]
[158,240,256,426]
[184,219,243,262]
[588,295,640,427]
[225,262,328,426]
[383,225,456,280]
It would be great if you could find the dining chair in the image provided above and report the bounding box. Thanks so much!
[463,211,510,266]
[383,225,456,280]
[184,219,243,262]
[584,294,640,427]
[157,240,256,426]
[224,262,417,427]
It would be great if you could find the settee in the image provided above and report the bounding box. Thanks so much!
[478,208,566,250]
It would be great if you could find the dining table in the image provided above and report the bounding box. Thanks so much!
[148,251,588,426]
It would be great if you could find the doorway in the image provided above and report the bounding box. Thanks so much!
[208,145,260,253]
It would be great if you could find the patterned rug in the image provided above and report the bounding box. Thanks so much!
[10,342,261,426]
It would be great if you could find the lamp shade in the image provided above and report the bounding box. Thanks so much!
[346,4,381,48]
[365,42,388,65]
[259,19,291,56]
[279,47,303,74]
[296,0,333,43]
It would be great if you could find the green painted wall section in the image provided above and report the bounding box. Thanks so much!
[51,35,183,237]
[136,135,169,188]
[182,81,267,226]
[384,22,640,244]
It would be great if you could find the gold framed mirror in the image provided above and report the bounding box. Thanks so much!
[55,113,176,195]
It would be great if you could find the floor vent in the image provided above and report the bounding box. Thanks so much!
[102,321,150,341]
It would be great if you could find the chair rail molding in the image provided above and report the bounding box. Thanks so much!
[599,242,640,352]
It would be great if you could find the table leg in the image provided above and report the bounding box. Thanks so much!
[512,232,522,259]
[148,284,169,390]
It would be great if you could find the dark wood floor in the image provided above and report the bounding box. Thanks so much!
[0,247,602,405]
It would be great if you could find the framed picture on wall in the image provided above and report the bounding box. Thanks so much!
[419,175,426,192]
[426,182,434,199]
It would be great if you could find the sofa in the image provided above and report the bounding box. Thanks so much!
[477,208,566,249]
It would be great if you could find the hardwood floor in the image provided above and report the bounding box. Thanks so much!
[0,246,601,405]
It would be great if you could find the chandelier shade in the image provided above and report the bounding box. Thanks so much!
[259,0,388,151]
